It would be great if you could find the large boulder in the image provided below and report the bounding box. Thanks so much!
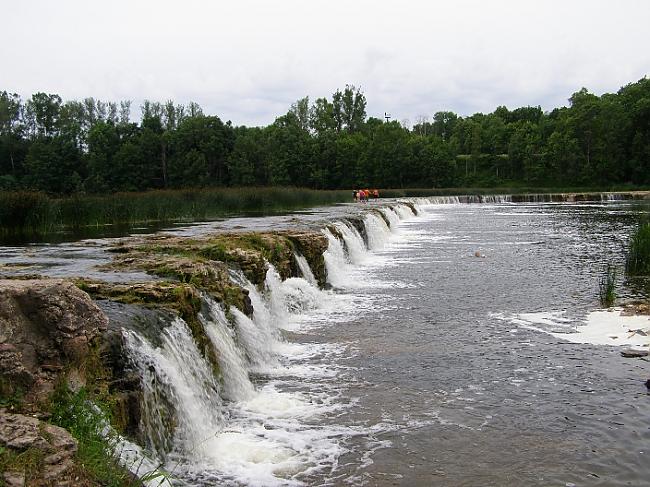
[0,279,108,404]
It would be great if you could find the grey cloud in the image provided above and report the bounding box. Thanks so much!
[2,0,648,126]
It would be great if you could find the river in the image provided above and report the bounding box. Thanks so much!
[2,197,650,486]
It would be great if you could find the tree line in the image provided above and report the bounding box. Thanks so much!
[1,78,649,195]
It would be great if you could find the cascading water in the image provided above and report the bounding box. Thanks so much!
[363,212,392,250]
[483,194,512,203]
[229,268,279,345]
[231,306,279,371]
[393,203,415,219]
[323,228,353,288]
[379,207,400,230]
[200,296,256,402]
[322,205,419,288]
[294,252,318,287]
[426,195,461,204]
[420,194,515,205]
[122,318,224,460]
[117,199,433,485]
[333,221,368,265]
[265,264,324,320]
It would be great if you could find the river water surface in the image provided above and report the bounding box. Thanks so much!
[263,200,650,486]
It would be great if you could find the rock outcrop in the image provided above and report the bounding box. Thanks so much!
[0,279,107,405]
[0,411,78,485]
[0,229,332,483]
[104,230,328,289]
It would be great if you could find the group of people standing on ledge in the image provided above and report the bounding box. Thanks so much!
[353,189,379,202]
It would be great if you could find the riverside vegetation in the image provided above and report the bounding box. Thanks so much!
[0,187,349,238]
[1,78,649,196]
[626,219,650,277]
[2,77,650,237]
[598,217,650,308]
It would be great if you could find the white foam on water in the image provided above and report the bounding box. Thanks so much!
[264,265,331,324]
[238,383,342,420]
[197,431,304,487]
[495,310,650,348]
[190,379,350,486]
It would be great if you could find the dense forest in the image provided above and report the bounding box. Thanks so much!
[1,78,649,195]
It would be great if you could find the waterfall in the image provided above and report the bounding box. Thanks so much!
[363,213,392,250]
[122,318,224,459]
[393,204,415,219]
[379,207,400,230]
[422,194,517,205]
[334,221,368,264]
[200,297,256,402]
[227,270,281,370]
[294,252,318,287]
[323,207,420,287]
[323,228,353,288]
[360,192,630,209]
[265,264,290,324]
[231,306,278,370]
[425,195,461,204]
[601,192,623,201]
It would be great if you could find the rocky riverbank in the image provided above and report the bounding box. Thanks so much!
[0,229,329,485]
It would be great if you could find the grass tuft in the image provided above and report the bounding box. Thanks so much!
[599,264,617,307]
[48,386,137,486]
[626,220,650,277]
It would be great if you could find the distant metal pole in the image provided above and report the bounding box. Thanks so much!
[384,112,391,123]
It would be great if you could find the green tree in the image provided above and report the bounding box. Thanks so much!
[86,121,121,192]
[168,115,234,187]
[24,136,84,193]
[309,97,336,134]
[227,127,269,186]
[24,92,62,137]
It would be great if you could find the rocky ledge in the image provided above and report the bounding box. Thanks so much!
[104,230,328,287]
[0,411,78,486]
[0,229,331,484]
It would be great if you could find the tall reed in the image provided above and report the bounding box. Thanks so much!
[0,187,351,239]
[599,264,617,307]
[626,220,650,276]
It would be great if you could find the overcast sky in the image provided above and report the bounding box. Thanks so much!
[2,0,649,126]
